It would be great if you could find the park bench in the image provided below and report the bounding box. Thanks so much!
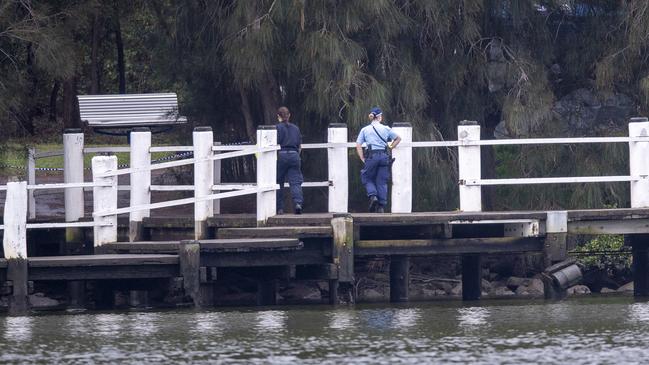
[77,93,187,129]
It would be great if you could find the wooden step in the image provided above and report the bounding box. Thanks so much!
[217,226,333,239]
[28,254,178,267]
[267,213,333,226]
[102,238,302,254]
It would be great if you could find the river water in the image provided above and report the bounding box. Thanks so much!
[1,296,648,364]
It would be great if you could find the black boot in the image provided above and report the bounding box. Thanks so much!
[376,205,385,213]
[294,204,303,215]
[368,196,379,212]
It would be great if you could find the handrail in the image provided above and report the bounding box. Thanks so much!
[93,185,276,217]
[463,176,640,186]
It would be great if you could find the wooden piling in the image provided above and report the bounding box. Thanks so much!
[389,256,409,302]
[92,156,118,248]
[327,124,348,213]
[129,127,151,242]
[193,127,214,240]
[457,121,481,212]
[462,253,481,301]
[391,123,412,213]
[256,126,277,226]
[257,279,278,306]
[179,240,201,307]
[544,211,568,265]
[630,234,649,297]
[3,181,29,314]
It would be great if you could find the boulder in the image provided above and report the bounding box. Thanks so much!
[280,283,321,301]
[491,286,515,297]
[450,284,462,296]
[618,282,634,292]
[567,285,591,295]
[29,293,60,308]
[600,287,617,294]
[506,276,526,290]
[526,278,545,296]
[481,279,492,292]
[361,288,386,301]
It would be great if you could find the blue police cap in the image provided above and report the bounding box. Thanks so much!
[370,107,382,116]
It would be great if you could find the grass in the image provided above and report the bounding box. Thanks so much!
[0,140,187,174]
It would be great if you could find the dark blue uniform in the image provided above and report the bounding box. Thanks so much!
[276,122,304,212]
[357,122,398,208]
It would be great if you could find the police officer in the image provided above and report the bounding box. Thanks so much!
[355,107,401,213]
[276,106,304,214]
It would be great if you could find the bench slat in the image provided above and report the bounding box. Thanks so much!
[78,93,186,128]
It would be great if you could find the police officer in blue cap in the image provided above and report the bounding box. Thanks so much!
[355,107,401,213]
[276,106,304,214]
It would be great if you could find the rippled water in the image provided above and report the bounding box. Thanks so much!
[1,297,649,364]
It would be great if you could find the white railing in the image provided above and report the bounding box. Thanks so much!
[4,118,649,259]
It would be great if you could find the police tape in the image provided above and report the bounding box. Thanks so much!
[0,151,195,172]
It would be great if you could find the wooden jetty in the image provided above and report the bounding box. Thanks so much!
[3,119,649,313]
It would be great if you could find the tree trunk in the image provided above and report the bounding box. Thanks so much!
[90,10,102,94]
[21,44,37,135]
[62,77,81,129]
[114,2,126,94]
[258,73,280,125]
[481,108,501,211]
[49,81,61,122]
[238,85,257,142]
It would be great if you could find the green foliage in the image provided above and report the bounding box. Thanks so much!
[574,235,631,275]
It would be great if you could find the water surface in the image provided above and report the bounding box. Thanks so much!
[1,297,648,364]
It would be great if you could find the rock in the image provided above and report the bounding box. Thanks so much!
[481,279,492,292]
[280,283,321,301]
[600,287,617,294]
[552,88,633,134]
[526,278,545,296]
[361,288,385,301]
[515,286,530,296]
[506,276,526,290]
[450,284,462,296]
[567,285,591,295]
[618,282,634,292]
[434,289,447,296]
[491,286,515,296]
[29,293,60,308]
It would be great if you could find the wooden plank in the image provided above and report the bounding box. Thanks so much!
[29,265,178,281]
[206,214,256,228]
[568,219,649,235]
[267,213,333,226]
[101,238,302,254]
[201,250,327,267]
[355,237,544,255]
[568,208,649,221]
[351,211,548,225]
[217,226,333,239]
[200,238,302,252]
[28,254,178,267]
[143,217,195,228]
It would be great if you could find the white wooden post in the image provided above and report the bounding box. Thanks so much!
[458,120,482,212]
[391,122,412,213]
[64,129,85,222]
[256,126,277,225]
[27,148,36,219]
[3,181,28,259]
[92,156,118,247]
[129,127,151,241]
[193,127,214,239]
[213,142,221,214]
[328,124,348,213]
[629,117,649,208]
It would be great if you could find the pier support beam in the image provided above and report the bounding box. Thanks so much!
[544,211,568,265]
[457,121,481,212]
[462,254,481,301]
[193,127,214,240]
[390,256,409,302]
[92,156,118,249]
[332,214,354,304]
[257,280,278,306]
[328,124,348,213]
[256,126,277,226]
[179,240,201,307]
[391,123,412,213]
[3,181,29,314]
[129,128,151,242]
[629,234,649,297]
[63,129,85,253]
